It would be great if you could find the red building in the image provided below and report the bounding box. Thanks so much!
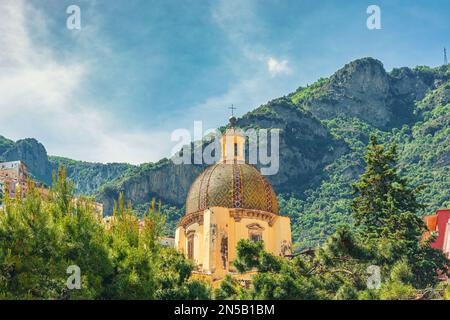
[424,209,450,259]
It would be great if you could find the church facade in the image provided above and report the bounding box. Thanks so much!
[175,118,291,282]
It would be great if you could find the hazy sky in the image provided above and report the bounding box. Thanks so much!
[0,0,448,164]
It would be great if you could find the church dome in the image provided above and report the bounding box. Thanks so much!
[185,162,279,215]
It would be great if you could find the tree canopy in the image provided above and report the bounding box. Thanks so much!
[0,166,210,299]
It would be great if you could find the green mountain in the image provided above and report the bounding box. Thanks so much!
[48,156,134,195]
[2,57,449,247]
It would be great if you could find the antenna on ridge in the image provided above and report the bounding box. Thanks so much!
[445,48,448,65]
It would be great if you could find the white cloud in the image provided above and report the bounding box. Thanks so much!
[267,57,292,76]
[0,0,170,164]
[212,0,293,77]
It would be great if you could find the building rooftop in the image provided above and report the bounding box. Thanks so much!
[0,160,24,168]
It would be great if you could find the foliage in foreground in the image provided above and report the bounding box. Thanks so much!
[0,166,210,299]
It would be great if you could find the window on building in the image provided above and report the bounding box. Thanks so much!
[234,143,238,157]
[187,234,194,260]
[250,232,262,242]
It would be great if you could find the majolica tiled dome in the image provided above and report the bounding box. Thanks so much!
[185,162,279,215]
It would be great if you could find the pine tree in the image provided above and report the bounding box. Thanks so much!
[352,135,423,241]
[351,135,448,287]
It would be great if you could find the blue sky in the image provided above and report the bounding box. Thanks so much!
[0,0,449,164]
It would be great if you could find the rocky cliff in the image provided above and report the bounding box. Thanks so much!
[291,58,449,128]
[97,160,205,214]
[0,138,52,185]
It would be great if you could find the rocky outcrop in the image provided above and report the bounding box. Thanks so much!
[97,161,205,214]
[49,157,134,195]
[238,98,348,194]
[2,138,53,185]
[298,58,449,129]
[306,58,392,128]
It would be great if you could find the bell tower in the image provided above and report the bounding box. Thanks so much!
[220,116,245,164]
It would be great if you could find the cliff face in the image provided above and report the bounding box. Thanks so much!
[237,98,348,194]
[0,138,53,185]
[49,157,134,195]
[294,58,448,128]
[304,58,393,127]
[97,161,205,214]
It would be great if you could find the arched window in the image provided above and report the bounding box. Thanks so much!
[187,233,195,260]
[247,223,264,244]
[250,233,262,242]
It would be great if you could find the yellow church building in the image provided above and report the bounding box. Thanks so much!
[175,117,292,284]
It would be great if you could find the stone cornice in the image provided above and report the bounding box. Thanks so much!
[246,222,265,231]
[178,207,280,229]
[178,211,204,229]
[229,208,278,226]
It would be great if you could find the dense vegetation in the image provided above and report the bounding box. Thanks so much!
[49,156,134,195]
[0,167,210,299]
[0,135,15,157]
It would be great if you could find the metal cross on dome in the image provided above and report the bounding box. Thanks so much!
[228,104,237,117]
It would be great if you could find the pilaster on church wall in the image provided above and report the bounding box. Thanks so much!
[202,209,211,272]
[210,209,218,274]
[199,223,204,268]
[273,216,292,256]
[227,209,236,271]
[175,226,185,252]
[185,223,202,266]
[209,207,229,278]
